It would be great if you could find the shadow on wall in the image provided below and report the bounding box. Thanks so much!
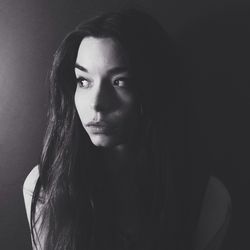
[175,5,250,249]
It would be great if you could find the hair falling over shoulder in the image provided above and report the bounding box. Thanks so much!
[30,8,199,250]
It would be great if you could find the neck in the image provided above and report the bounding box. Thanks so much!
[102,143,138,174]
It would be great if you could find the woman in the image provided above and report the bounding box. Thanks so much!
[23,8,231,250]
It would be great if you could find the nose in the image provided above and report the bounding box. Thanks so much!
[90,80,115,112]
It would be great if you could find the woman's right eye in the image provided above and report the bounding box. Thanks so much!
[76,77,90,88]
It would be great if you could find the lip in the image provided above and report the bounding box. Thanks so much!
[86,122,114,134]
[86,121,108,127]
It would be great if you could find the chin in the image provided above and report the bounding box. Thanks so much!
[89,134,120,148]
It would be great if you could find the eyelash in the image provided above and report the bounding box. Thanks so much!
[76,77,130,89]
[113,78,129,88]
[76,77,90,88]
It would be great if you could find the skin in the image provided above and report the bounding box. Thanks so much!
[74,37,139,152]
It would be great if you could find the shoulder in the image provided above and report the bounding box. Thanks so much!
[23,165,39,195]
[23,165,40,226]
[194,176,231,250]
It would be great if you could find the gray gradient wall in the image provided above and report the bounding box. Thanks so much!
[0,0,250,249]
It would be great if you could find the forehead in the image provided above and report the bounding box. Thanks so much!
[75,37,129,70]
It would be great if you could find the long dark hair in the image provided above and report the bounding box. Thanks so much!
[31,8,207,250]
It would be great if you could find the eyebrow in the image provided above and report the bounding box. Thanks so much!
[75,63,129,74]
[75,63,88,72]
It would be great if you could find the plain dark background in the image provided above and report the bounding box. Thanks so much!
[0,0,250,249]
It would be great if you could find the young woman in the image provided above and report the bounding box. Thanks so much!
[23,8,231,250]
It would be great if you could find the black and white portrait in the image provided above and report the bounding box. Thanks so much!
[0,1,250,249]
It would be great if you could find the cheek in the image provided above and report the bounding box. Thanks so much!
[120,93,137,114]
[74,93,91,123]
[115,95,138,123]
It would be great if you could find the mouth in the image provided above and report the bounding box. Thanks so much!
[86,122,115,134]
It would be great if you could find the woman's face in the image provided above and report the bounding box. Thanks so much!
[74,37,139,148]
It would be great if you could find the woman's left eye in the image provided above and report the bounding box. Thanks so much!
[113,78,129,88]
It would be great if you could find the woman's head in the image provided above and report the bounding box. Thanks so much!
[75,36,139,148]
[50,8,175,150]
